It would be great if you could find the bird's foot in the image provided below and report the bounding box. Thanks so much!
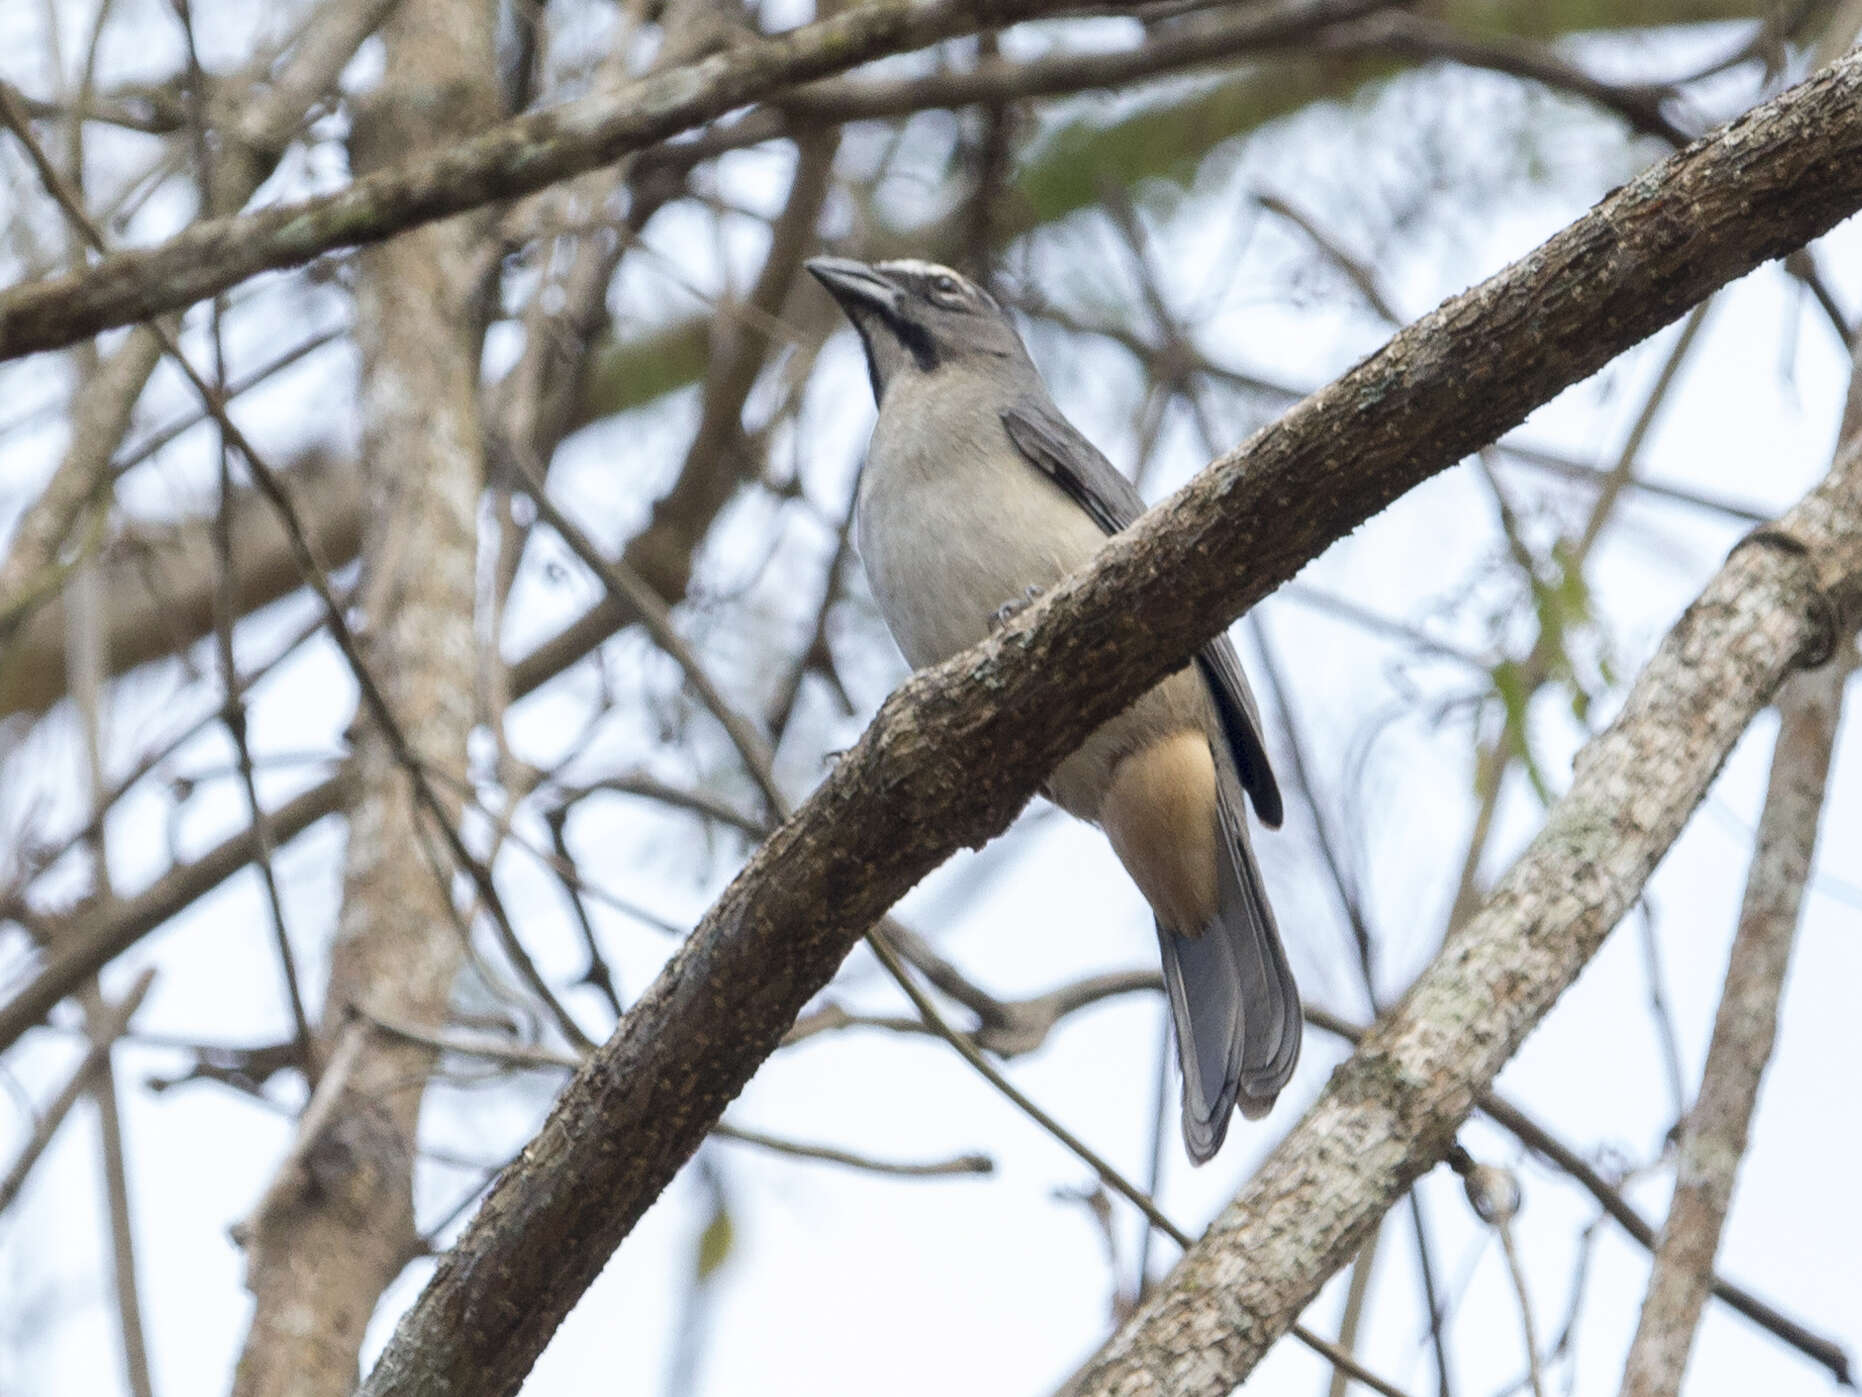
[990,585,1045,632]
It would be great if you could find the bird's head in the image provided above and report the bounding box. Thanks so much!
[805,256,1027,403]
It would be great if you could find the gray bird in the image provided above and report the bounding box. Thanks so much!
[807,255,1300,1162]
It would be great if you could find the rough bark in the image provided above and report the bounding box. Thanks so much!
[354,54,1862,1397]
[1615,654,1848,1397]
[0,0,1782,721]
[0,0,1087,360]
[228,3,497,1393]
[0,0,1773,363]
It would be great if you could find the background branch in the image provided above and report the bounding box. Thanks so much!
[1617,650,1850,1396]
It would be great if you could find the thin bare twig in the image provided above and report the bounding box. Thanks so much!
[0,969,155,1214]
[365,1005,994,1178]
[1499,1220,1547,1397]
[1335,12,1692,147]
[1327,1227,1384,1397]
[173,0,317,1084]
[233,1019,368,1243]
[505,453,784,818]
[1256,188,1402,326]
[709,1124,992,1178]
[863,934,1414,1397]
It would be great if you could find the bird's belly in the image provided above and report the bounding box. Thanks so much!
[1047,665,1213,823]
[856,464,1104,671]
[856,459,1213,826]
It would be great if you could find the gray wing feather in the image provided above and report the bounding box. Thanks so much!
[1000,400,1282,827]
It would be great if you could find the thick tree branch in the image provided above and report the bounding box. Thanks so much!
[0,0,1767,363]
[0,0,1156,362]
[353,52,1862,1397]
[2,1,1786,724]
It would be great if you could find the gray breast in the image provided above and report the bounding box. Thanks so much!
[856,387,1106,670]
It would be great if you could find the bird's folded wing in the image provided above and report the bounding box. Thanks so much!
[1000,399,1282,827]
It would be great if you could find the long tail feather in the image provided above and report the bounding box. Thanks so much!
[1158,758,1300,1164]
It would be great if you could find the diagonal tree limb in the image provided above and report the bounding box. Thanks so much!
[1072,465,1860,1395]
[354,52,1862,1397]
[2,0,1759,363]
[0,1,1785,723]
[0,0,1170,361]
[1617,654,1851,1397]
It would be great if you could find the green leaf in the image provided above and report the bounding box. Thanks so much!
[695,1200,734,1283]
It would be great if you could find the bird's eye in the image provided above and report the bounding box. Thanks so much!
[931,274,961,298]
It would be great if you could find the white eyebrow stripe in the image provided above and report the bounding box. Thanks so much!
[874,259,1001,311]
[877,258,964,282]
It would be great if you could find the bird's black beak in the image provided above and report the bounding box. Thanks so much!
[805,256,901,318]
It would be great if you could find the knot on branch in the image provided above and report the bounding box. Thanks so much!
[1461,1161,1522,1226]
[1726,526,1844,670]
